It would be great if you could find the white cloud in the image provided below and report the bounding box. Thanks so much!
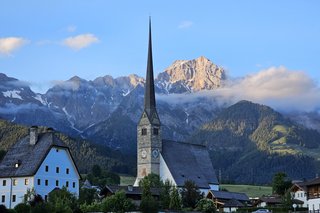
[178,21,193,29]
[62,34,99,50]
[158,67,320,112]
[0,37,28,55]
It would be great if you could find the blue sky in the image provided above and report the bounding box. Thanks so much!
[1,0,320,93]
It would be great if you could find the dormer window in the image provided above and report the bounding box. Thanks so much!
[14,160,21,168]
[153,128,159,135]
[142,128,147,136]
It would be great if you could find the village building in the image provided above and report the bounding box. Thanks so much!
[290,181,308,208]
[133,18,219,194]
[306,177,320,212]
[0,126,80,208]
[206,190,250,212]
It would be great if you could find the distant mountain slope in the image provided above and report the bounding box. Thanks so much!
[190,100,320,184]
[0,119,129,174]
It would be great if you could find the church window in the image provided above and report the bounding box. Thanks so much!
[2,180,6,186]
[153,128,159,135]
[142,128,147,135]
[1,195,5,203]
[12,195,16,202]
[25,179,29,185]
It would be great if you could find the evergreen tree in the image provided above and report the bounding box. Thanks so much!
[181,180,203,209]
[169,186,182,211]
[140,176,159,213]
[272,172,292,195]
[160,179,172,209]
[101,190,135,213]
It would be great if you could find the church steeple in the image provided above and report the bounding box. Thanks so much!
[144,17,156,116]
[134,18,162,186]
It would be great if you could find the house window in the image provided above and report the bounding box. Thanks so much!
[153,128,159,135]
[13,179,17,186]
[45,165,49,172]
[56,180,59,187]
[25,179,29,185]
[12,195,16,202]
[56,167,59,173]
[142,128,147,135]
[45,180,48,186]
[72,182,76,188]
[2,180,6,186]
[66,168,69,174]
[37,179,41,185]
[1,195,5,203]
[66,181,69,187]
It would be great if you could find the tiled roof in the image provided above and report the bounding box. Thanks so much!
[209,190,250,201]
[0,132,70,178]
[161,140,219,189]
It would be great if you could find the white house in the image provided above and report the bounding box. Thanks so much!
[290,181,308,208]
[306,177,320,212]
[0,126,80,209]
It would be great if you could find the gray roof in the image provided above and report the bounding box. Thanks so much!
[103,185,160,196]
[0,132,73,178]
[224,199,245,207]
[161,140,219,189]
[209,190,250,201]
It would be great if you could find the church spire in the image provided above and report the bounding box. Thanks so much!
[144,17,156,115]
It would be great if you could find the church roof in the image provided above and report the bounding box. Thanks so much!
[0,131,76,178]
[161,139,219,188]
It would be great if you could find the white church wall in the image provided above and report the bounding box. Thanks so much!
[159,154,177,186]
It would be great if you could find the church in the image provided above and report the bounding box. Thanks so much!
[134,19,219,193]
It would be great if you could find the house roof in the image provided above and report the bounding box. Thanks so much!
[259,196,282,204]
[209,190,250,202]
[224,199,245,207]
[305,177,320,186]
[291,181,307,192]
[161,140,219,189]
[0,131,77,178]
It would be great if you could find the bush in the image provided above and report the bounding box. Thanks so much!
[196,198,216,213]
[0,205,8,213]
[14,203,31,213]
[101,191,135,213]
[80,202,102,213]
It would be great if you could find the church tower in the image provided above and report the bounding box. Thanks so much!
[134,18,162,186]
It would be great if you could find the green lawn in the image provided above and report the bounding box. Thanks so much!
[120,175,136,186]
[220,184,272,198]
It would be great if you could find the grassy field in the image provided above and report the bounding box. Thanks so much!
[120,175,136,186]
[220,184,272,198]
[120,175,272,198]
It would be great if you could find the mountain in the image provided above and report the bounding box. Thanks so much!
[190,100,320,184]
[0,57,225,150]
[156,56,225,93]
[0,119,130,174]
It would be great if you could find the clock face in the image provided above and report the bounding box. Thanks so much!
[152,149,159,158]
[141,150,147,159]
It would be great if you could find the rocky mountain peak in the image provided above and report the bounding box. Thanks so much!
[156,56,225,93]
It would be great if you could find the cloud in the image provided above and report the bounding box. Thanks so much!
[62,34,99,50]
[158,67,320,112]
[178,21,193,29]
[0,37,28,55]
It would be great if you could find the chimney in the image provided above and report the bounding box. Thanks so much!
[30,126,38,145]
[46,127,54,141]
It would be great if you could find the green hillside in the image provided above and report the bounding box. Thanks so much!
[221,184,272,198]
[191,100,320,184]
[0,119,128,174]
